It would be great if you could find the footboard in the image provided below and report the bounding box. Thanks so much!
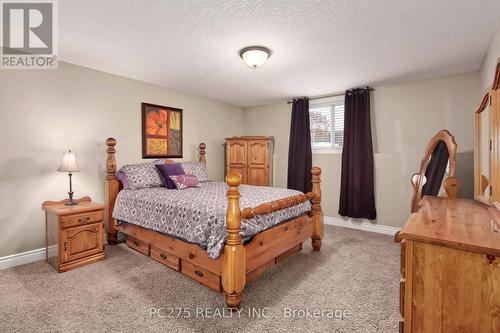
[222,167,323,308]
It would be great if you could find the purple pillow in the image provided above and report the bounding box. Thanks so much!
[116,171,129,189]
[155,163,185,189]
[169,174,200,189]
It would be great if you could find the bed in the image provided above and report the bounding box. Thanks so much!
[104,138,324,308]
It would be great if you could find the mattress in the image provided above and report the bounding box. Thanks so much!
[112,181,311,258]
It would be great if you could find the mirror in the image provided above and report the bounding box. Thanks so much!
[410,130,459,212]
[475,92,491,203]
[422,140,450,197]
[474,57,499,208]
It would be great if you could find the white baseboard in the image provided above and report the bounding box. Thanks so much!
[0,247,46,270]
[324,216,400,236]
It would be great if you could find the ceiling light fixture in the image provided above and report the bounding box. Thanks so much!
[239,46,271,69]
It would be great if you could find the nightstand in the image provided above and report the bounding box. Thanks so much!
[42,196,106,272]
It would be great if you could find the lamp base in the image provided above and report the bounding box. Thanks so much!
[65,190,78,206]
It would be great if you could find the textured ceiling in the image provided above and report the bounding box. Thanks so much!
[60,0,500,107]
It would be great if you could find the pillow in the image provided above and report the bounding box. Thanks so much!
[119,163,164,190]
[169,174,200,190]
[180,162,209,182]
[155,163,185,189]
[154,159,176,165]
[116,171,129,189]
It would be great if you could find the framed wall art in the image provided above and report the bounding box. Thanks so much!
[141,102,183,158]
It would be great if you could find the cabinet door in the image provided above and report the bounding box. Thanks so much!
[247,166,268,186]
[227,140,247,183]
[227,140,247,165]
[247,140,269,186]
[228,165,247,184]
[61,222,104,263]
[247,140,268,166]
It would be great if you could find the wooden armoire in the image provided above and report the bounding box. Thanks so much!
[225,136,274,186]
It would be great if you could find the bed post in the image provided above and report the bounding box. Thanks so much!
[222,172,246,308]
[105,138,119,245]
[311,167,323,251]
[198,143,206,164]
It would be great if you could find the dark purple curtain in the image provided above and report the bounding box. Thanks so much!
[422,141,449,196]
[287,98,312,193]
[338,88,376,219]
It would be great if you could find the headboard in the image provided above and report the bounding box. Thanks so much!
[104,138,207,244]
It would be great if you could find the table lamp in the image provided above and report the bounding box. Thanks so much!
[58,150,81,206]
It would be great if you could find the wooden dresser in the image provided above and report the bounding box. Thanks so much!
[399,196,500,333]
[225,136,274,186]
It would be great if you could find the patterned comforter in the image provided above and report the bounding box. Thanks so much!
[113,181,311,258]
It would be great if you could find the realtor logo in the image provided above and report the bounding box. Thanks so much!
[1,0,58,69]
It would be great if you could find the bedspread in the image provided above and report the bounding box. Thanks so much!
[112,181,311,258]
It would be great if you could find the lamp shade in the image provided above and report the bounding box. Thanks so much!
[58,150,81,172]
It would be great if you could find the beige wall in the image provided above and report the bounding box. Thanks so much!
[244,72,480,228]
[0,62,244,257]
[0,62,484,258]
[481,23,500,90]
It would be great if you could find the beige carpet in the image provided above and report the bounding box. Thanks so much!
[0,226,399,332]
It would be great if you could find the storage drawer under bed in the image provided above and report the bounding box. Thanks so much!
[150,246,180,271]
[181,261,221,292]
[126,236,150,256]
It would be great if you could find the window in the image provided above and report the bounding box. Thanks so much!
[309,97,345,149]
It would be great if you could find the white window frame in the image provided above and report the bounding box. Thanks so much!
[309,96,345,153]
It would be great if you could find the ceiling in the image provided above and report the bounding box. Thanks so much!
[60,0,500,107]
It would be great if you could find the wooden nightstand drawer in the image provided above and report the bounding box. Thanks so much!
[61,222,104,264]
[61,210,104,229]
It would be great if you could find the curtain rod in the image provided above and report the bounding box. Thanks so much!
[286,87,375,104]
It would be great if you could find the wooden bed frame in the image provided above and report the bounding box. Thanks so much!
[104,138,323,308]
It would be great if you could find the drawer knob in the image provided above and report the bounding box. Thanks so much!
[160,253,167,260]
[188,253,195,259]
[79,216,90,222]
[195,270,204,277]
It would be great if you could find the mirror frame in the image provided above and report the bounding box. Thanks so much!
[410,129,459,212]
[474,92,491,204]
[474,57,500,209]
